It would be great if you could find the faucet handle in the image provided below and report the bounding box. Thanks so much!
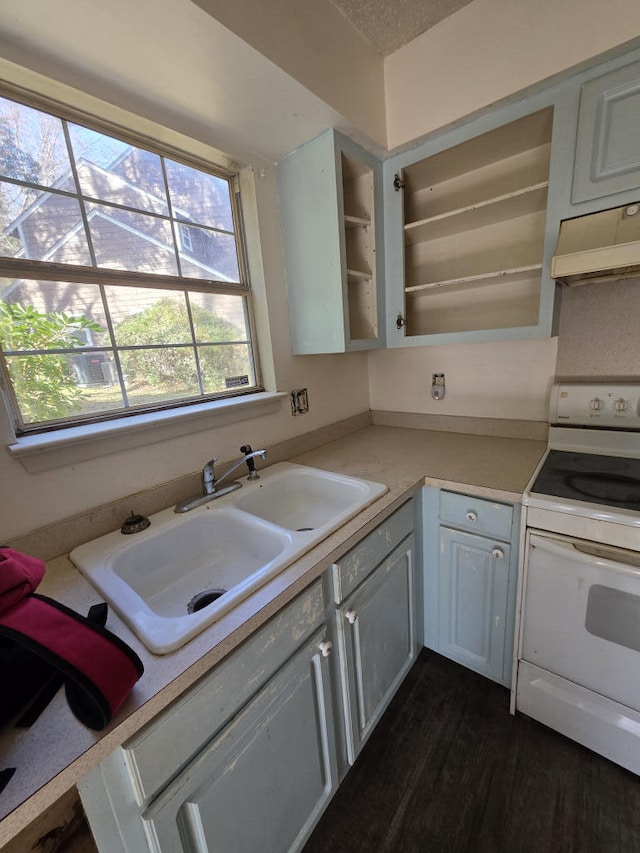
[240,445,261,480]
[202,457,218,493]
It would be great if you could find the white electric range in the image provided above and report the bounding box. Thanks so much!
[516,383,640,775]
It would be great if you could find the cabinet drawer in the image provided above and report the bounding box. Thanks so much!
[332,500,413,603]
[439,490,513,541]
[122,579,325,806]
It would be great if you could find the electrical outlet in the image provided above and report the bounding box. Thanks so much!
[431,373,445,401]
[290,388,309,415]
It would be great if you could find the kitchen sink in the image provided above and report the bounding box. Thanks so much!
[71,507,293,654]
[70,463,387,654]
[233,464,382,532]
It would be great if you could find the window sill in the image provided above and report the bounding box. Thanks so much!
[8,392,288,473]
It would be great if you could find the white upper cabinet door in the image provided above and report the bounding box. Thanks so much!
[572,60,640,205]
[277,129,385,354]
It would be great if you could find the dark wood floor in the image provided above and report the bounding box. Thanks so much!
[304,650,640,853]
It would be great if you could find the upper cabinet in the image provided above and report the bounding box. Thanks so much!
[572,60,640,205]
[276,49,640,354]
[277,129,385,354]
[384,107,558,346]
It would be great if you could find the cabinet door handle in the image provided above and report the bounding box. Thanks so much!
[466,511,478,522]
[491,547,505,559]
[345,610,358,624]
[319,641,333,658]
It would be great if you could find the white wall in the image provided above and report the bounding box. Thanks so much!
[0,0,356,163]
[191,0,387,149]
[368,338,558,422]
[385,0,640,148]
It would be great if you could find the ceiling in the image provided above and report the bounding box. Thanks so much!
[329,0,475,55]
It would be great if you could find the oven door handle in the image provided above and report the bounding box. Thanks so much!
[530,533,640,579]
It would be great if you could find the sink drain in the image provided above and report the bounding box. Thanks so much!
[187,588,227,614]
[296,527,314,532]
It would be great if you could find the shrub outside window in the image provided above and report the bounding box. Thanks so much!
[0,93,259,434]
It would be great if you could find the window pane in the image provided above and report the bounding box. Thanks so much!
[178,224,240,282]
[0,280,118,427]
[4,351,122,424]
[0,97,71,187]
[199,343,254,393]
[87,203,177,274]
[0,182,91,263]
[69,125,169,215]
[165,159,234,231]
[188,292,249,342]
[1,281,110,352]
[0,91,257,433]
[121,347,200,404]
[108,289,192,346]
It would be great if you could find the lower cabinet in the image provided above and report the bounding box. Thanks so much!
[335,535,415,763]
[423,487,520,687]
[78,580,336,853]
[78,499,419,853]
[331,498,418,766]
[438,526,511,683]
[143,627,337,853]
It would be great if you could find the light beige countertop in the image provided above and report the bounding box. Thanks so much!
[0,424,546,846]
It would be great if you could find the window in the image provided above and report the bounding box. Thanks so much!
[0,93,259,434]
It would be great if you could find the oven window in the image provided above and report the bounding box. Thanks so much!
[585,584,640,652]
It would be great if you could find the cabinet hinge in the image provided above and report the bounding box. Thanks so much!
[396,314,406,330]
[393,173,405,192]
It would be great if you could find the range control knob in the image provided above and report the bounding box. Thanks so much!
[614,398,629,413]
[589,397,604,412]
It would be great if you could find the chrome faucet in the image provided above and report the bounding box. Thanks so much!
[203,447,267,494]
[175,447,267,513]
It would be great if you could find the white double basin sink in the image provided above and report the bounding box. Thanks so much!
[70,463,387,654]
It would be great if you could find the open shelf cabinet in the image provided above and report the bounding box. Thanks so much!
[387,107,556,342]
[341,151,378,341]
[277,130,384,354]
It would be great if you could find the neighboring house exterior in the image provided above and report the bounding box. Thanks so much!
[1,146,246,384]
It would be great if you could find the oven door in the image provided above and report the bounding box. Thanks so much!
[522,531,640,711]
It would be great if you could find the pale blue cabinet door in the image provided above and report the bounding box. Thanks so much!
[573,60,640,203]
[337,535,416,763]
[438,526,510,684]
[143,627,338,853]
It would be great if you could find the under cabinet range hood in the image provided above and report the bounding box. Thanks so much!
[551,203,640,285]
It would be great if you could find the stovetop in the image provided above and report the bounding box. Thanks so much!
[530,449,640,511]
[523,383,640,531]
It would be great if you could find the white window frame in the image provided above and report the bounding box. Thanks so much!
[0,86,265,440]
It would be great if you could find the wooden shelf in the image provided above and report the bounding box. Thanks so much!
[344,214,371,228]
[404,182,548,244]
[405,264,543,294]
[347,267,372,283]
[403,110,553,192]
[341,149,378,342]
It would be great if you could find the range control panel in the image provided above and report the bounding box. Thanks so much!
[550,383,640,428]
